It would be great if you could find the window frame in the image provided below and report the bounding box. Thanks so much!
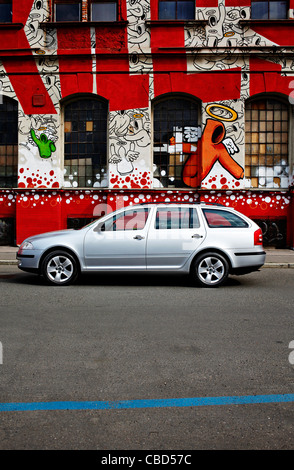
[62,95,108,189]
[245,95,290,190]
[89,0,118,22]
[158,0,195,21]
[251,0,288,20]
[152,94,200,189]
[54,0,82,22]
[0,95,18,188]
[0,0,12,23]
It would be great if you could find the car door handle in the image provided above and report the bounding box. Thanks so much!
[192,234,203,239]
[133,235,145,240]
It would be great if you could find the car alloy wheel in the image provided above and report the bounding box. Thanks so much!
[42,250,78,286]
[193,252,229,287]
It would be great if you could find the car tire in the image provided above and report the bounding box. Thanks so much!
[41,250,79,286]
[192,252,229,287]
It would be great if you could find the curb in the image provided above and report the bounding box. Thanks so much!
[263,263,294,268]
[0,260,18,265]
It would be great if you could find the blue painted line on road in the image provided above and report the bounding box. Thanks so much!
[0,393,294,412]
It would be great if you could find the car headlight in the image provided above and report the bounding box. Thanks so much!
[20,241,34,250]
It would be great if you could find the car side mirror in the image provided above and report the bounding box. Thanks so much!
[94,222,105,232]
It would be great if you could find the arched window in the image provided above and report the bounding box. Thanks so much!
[63,96,108,188]
[153,95,200,188]
[245,97,289,189]
[0,95,18,188]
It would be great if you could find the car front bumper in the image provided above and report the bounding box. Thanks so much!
[17,250,42,273]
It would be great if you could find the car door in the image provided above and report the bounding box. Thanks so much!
[146,205,206,271]
[83,207,150,270]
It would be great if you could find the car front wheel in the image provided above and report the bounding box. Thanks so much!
[192,252,229,287]
[41,250,79,286]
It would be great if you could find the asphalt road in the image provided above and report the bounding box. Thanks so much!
[0,265,293,452]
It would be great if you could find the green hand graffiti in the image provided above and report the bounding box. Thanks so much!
[30,129,56,159]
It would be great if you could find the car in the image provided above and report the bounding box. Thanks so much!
[17,202,266,287]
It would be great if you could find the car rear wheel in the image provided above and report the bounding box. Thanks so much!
[42,250,79,286]
[192,252,229,287]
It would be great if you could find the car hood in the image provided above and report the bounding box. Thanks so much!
[27,229,76,242]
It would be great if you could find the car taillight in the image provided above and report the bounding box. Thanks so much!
[254,228,263,245]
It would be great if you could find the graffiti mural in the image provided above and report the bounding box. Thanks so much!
[109,108,152,188]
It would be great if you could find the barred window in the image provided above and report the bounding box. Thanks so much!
[63,97,108,188]
[0,96,18,188]
[153,96,199,188]
[245,98,289,189]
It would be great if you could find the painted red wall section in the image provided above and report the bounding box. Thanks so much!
[197,1,219,6]
[153,69,241,102]
[150,25,185,49]
[16,192,62,243]
[250,57,294,96]
[2,57,57,115]
[97,73,149,111]
[12,0,34,24]
[251,24,294,46]
[225,0,251,6]
[57,27,93,98]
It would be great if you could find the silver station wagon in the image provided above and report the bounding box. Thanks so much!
[17,203,266,287]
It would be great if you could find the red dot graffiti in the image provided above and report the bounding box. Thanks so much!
[18,168,59,189]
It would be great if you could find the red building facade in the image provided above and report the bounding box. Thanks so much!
[0,0,293,247]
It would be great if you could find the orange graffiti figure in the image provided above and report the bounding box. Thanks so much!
[183,119,244,187]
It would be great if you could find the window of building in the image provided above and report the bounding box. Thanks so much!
[153,96,199,188]
[0,96,18,188]
[55,0,81,22]
[90,1,117,21]
[251,1,288,19]
[63,97,108,188]
[0,1,12,22]
[158,0,195,20]
[245,98,289,188]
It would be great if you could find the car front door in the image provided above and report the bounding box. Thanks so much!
[83,207,150,270]
[146,206,206,271]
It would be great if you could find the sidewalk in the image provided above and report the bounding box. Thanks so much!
[0,246,294,267]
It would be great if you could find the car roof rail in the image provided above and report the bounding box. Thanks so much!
[135,201,224,206]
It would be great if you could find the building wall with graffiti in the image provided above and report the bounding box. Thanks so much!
[0,0,293,247]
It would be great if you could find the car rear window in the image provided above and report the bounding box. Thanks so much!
[155,207,200,230]
[202,209,249,228]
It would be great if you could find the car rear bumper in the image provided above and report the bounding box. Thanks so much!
[229,249,266,272]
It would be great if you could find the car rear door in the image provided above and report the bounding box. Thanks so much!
[146,205,206,271]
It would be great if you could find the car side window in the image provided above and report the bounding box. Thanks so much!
[103,208,150,231]
[155,207,200,230]
[202,209,249,228]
